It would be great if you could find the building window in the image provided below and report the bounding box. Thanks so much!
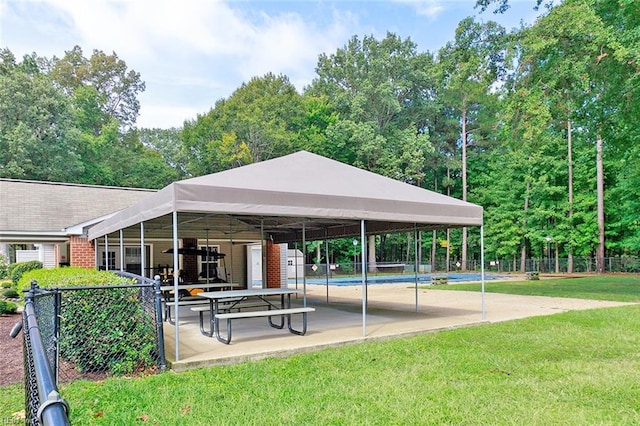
[102,251,116,270]
[199,245,225,282]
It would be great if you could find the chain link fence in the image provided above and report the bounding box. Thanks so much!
[301,257,640,280]
[16,276,165,424]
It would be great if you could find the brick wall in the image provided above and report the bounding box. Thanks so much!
[265,240,281,288]
[69,236,95,268]
[182,237,199,282]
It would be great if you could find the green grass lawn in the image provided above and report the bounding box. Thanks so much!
[437,274,640,302]
[2,275,639,425]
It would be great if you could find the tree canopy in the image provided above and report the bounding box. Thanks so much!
[2,0,639,267]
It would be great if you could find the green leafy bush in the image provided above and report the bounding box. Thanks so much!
[17,266,132,293]
[2,288,19,298]
[9,260,43,286]
[1,280,12,289]
[20,267,158,376]
[0,299,17,315]
[0,253,8,279]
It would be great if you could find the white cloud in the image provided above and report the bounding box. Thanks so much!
[136,103,205,129]
[40,0,254,60]
[235,7,358,91]
[391,0,446,18]
[7,0,534,129]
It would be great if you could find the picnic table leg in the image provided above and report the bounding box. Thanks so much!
[287,312,308,336]
[214,300,232,344]
[197,300,214,337]
[165,303,176,325]
[214,318,232,344]
[267,295,285,329]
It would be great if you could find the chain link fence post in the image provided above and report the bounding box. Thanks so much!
[154,275,167,371]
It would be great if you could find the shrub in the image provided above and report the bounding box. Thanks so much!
[20,267,158,376]
[1,280,11,289]
[9,261,43,286]
[17,267,131,293]
[0,299,17,315]
[0,253,8,279]
[2,289,19,299]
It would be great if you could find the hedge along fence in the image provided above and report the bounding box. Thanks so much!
[10,260,42,285]
[19,268,165,381]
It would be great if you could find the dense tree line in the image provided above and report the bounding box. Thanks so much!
[1,0,638,271]
[0,47,182,188]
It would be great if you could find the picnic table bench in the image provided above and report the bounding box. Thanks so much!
[431,275,449,285]
[197,288,315,344]
[160,282,239,324]
[215,307,316,344]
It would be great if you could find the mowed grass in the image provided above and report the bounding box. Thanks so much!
[1,275,639,425]
[437,274,640,302]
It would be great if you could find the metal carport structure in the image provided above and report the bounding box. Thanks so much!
[87,151,485,360]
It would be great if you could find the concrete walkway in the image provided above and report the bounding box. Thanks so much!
[164,282,633,372]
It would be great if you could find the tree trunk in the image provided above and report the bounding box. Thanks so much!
[431,174,438,273]
[405,232,411,264]
[446,167,451,272]
[446,229,451,272]
[596,134,605,273]
[567,120,574,273]
[417,231,422,272]
[520,182,530,272]
[368,235,377,273]
[431,230,437,272]
[461,108,468,270]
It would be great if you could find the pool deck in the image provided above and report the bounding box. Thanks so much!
[163,280,634,372]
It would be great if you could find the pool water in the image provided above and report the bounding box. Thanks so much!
[299,272,507,287]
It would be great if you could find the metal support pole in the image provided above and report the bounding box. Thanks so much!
[414,225,419,312]
[205,229,210,282]
[140,222,146,278]
[294,242,299,291]
[172,211,180,361]
[302,222,307,306]
[481,225,486,321]
[324,232,330,303]
[119,229,124,271]
[260,219,265,289]
[153,276,167,371]
[361,220,367,337]
[229,219,234,284]
[105,235,109,271]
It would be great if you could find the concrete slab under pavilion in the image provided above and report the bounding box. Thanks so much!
[163,282,631,372]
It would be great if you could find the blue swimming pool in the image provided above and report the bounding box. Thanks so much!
[299,272,507,287]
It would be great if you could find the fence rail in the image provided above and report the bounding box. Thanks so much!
[301,257,640,278]
[12,276,165,425]
[14,295,70,425]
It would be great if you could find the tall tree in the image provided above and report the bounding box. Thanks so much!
[309,32,434,184]
[436,18,508,269]
[139,127,189,180]
[308,33,435,269]
[0,49,84,182]
[50,46,145,131]
[182,73,304,175]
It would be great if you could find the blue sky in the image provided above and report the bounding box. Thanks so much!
[1,1,542,129]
